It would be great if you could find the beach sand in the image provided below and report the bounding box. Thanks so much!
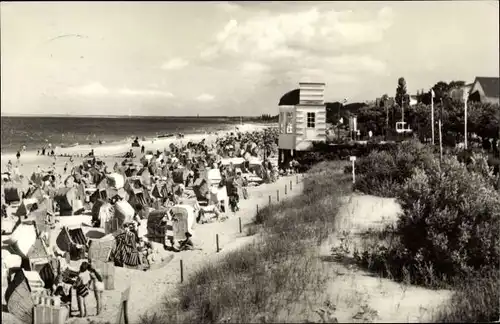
[1,123,271,177]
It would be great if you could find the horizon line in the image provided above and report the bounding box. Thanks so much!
[0,114,277,118]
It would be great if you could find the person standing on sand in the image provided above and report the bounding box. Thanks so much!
[161,210,176,251]
[75,262,91,318]
[88,261,104,316]
[141,145,145,154]
[16,151,21,161]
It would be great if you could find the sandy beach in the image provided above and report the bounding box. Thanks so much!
[1,123,272,176]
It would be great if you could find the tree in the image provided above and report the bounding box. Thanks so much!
[468,102,500,140]
[325,102,342,124]
[356,105,386,135]
[448,80,466,89]
[395,77,407,108]
[431,81,451,103]
[379,94,389,108]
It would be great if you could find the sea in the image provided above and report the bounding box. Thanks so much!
[0,116,247,154]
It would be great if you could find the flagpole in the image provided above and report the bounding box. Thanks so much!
[439,97,443,164]
[431,89,435,145]
[439,119,443,162]
[464,93,468,150]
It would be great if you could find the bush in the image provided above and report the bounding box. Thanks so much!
[295,142,398,172]
[396,156,500,280]
[344,140,435,197]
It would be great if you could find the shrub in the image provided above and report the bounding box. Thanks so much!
[344,140,436,196]
[396,156,500,280]
[356,155,500,287]
[296,142,398,172]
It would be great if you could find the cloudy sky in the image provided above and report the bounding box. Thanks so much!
[1,1,498,116]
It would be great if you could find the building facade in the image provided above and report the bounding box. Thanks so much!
[468,77,500,105]
[278,82,327,166]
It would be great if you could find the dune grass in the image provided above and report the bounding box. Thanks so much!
[433,266,499,323]
[139,161,351,324]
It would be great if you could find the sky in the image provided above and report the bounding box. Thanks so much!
[1,1,499,117]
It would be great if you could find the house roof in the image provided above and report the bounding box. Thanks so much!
[474,77,499,98]
[278,88,300,106]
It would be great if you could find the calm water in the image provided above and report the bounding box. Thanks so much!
[0,116,241,153]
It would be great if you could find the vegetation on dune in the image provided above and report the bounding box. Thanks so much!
[140,161,351,324]
[345,140,499,322]
[343,140,436,197]
[433,267,499,323]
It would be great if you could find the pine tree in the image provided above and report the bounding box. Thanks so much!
[395,77,407,108]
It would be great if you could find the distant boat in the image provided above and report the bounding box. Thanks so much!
[158,134,174,138]
[61,142,79,148]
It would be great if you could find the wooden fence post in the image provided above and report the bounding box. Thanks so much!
[285,184,287,195]
[277,190,280,202]
[216,234,220,253]
[180,260,184,283]
[239,217,242,234]
[269,195,271,205]
[290,180,293,191]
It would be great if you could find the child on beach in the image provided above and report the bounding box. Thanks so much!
[178,232,194,251]
[161,210,177,251]
[88,261,104,316]
[75,262,91,317]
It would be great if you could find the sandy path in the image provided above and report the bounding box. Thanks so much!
[316,195,451,323]
[53,174,304,324]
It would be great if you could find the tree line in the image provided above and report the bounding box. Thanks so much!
[325,78,499,151]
